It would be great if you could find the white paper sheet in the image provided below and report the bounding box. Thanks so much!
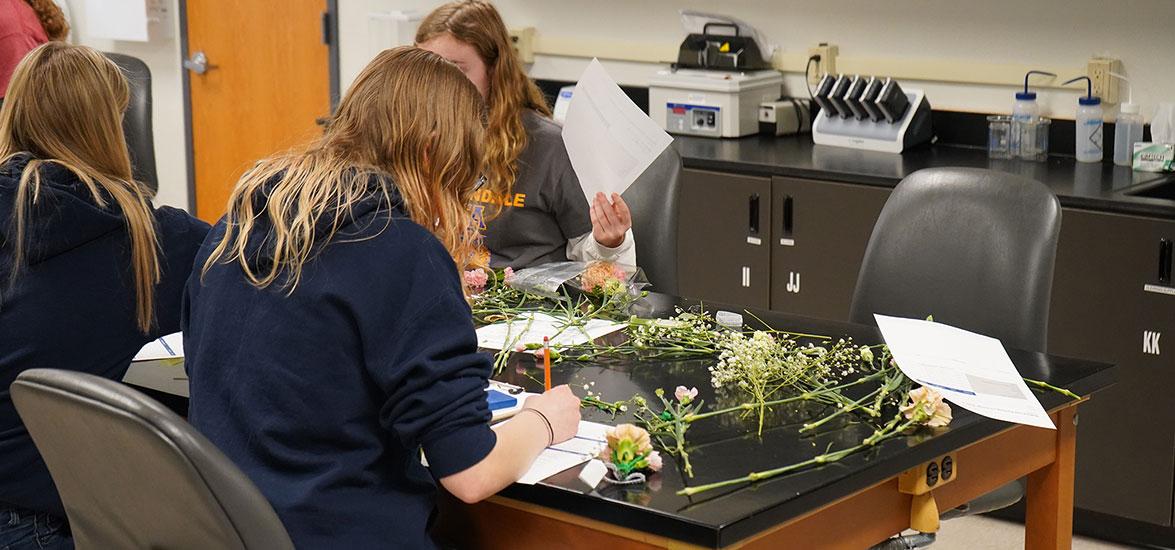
[84,0,149,42]
[476,312,625,351]
[133,332,183,361]
[517,421,610,485]
[562,59,673,205]
[122,358,188,397]
[874,314,1055,430]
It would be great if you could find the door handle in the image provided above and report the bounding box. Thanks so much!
[1159,238,1172,284]
[183,51,213,75]
[748,194,760,235]
[782,195,794,235]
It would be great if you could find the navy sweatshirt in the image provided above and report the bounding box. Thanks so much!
[184,175,496,549]
[0,155,209,517]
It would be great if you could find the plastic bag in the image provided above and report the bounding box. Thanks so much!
[508,261,649,300]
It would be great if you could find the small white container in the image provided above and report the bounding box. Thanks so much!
[715,311,744,331]
[1076,97,1104,163]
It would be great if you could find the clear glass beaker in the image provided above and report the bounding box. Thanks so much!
[987,115,1013,159]
[1019,117,1051,162]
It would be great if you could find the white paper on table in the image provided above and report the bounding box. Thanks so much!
[84,0,149,42]
[133,332,184,361]
[476,312,625,351]
[517,421,611,485]
[562,59,673,205]
[874,314,1055,430]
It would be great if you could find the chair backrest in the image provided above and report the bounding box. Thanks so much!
[10,369,293,550]
[104,53,158,192]
[622,145,683,295]
[849,167,1062,352]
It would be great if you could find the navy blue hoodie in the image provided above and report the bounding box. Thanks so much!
[0,154,210,517]
[184,174,496,550]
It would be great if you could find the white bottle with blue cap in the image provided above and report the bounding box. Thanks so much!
[1011,70,1056,156]
[1065,76,1103,163]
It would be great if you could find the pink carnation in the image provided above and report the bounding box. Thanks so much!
[463,269,488,290]
[503,267,515,281]
[646,450,663,472]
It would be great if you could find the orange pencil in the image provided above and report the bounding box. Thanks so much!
[543,336,552,391]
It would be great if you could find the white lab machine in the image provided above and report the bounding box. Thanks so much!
[649,69,783,138]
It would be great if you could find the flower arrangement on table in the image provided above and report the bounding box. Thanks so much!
[467,273,1080,497]
[599,424,663,484]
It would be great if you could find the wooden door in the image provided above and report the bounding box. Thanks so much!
[185,1,331,222]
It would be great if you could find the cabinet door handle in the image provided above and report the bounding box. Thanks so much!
[748,194,760,235]
[782,195,794,235]
[1160,239,1173,284]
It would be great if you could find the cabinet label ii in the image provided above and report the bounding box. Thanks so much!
[1143,331,1162,355]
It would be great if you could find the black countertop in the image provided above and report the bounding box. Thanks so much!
[491,295,1118,548]
[672,135,1175,220]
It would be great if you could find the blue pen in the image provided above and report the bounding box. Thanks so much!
[158,337,176,357]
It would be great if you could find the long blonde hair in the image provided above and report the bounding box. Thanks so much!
[203,46,485,291]
[0,42,160,333]
[417,1,550,209]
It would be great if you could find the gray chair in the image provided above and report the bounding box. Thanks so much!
[105,53,158,192]
[849,167,1061,353]
[10,369,293,550]
[851,168,1061,549]
[622,144,683,295]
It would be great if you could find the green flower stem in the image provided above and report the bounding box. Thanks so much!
[678,414,914,497]
[1023,378,1080,400]
[742,309,831,340]
[800,387,885,433]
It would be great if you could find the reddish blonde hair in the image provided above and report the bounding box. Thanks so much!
[417,1,550,213]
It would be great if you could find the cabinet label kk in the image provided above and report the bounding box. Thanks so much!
[1143,331,1162,355]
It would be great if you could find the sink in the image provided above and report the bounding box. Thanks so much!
[1123,179,1175,201]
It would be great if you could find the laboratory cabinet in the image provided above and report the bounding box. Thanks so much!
[677,169,773,309]
[676,166,1175,533]
[1048,208,1175,527]
[676,169,890,317]
[769,177,890,320]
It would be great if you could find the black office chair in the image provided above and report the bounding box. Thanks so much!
[10,369,293,550]
[849,167,1061,352]
[622,144,683,295]
[851,168,1061,549]
[105,53,158,192]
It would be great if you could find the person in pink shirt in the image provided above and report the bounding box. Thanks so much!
[1,0,68,99]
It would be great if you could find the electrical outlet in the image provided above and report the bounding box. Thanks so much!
[1087,57,1121,104]
[509,27,535,64]
[807,43,838,85]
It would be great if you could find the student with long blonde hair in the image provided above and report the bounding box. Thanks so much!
[418,0,636,269]
[0,43,209,549]
[184,46,580,549]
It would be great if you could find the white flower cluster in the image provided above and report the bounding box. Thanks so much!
[711,331,796,391]
[629,308,718,349]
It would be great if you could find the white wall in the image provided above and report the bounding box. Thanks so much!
[66,0,189,210]
[341,0,1175,122]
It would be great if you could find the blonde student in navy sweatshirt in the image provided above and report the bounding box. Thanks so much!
[184,46,581,549]
[0,43,209,550]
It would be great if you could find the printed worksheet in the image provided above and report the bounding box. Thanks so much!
[874,314,1055,429]
[475,312,625,351]
[562,58,673,205]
